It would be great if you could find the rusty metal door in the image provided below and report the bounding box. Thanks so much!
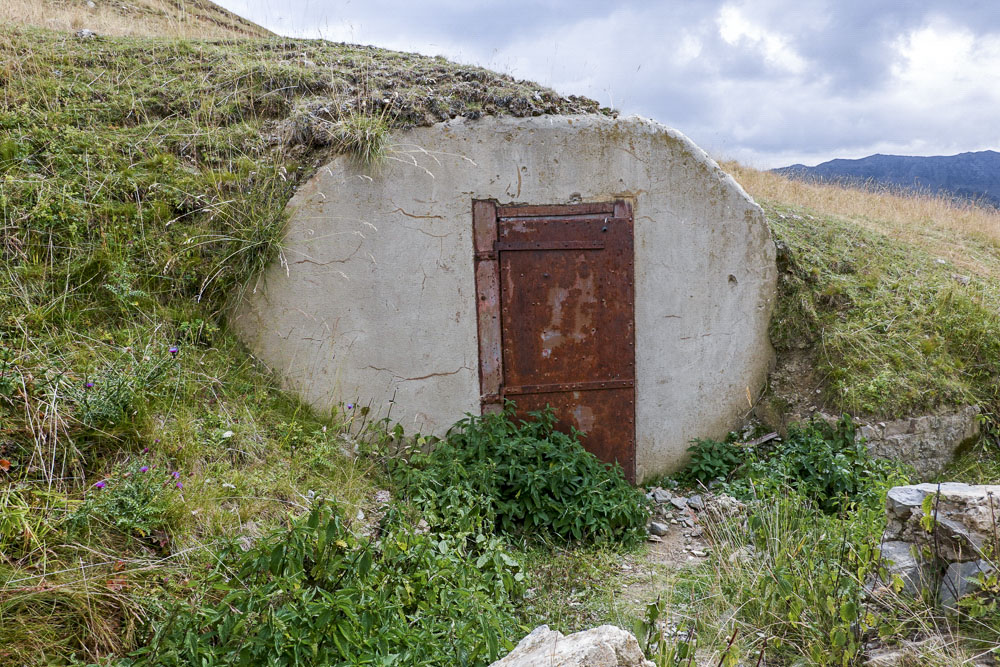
[474,200,636,482]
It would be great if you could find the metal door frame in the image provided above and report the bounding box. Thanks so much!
[472,199,637,481]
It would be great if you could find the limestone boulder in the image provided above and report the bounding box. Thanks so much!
[879,483,1000,609]
[883,483,1000,562]
[491,625,654,667]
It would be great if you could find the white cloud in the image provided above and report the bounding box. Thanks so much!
[215,0,1000,167]
[716,4,807,74]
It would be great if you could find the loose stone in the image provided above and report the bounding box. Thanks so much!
[649,521,670,536]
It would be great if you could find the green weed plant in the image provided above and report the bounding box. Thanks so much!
[391,404,649,545]
[134,500,523,666]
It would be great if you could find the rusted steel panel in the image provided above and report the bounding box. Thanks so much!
[497,202,615,218]
[495,200,636,482]
[495,240,605,252]
[503,379,634,396]
[499,221,634,388]
[473,200,497,254]
[475,260,502,403]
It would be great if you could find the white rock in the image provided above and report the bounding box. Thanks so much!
[491,625,654,667]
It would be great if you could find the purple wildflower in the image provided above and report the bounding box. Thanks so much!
[142,447,149,454]
[85,381,94,389]
[94,480,106,489]
[139,466,149,473]
[175,481,183,489]
[168,345,179,357]
[346,403,354,410]
[172,471,180,479]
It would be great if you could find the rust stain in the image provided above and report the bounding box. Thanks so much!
[474,199,636,482]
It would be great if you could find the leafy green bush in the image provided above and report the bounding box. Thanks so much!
[682,437,745,484]
[392,405,649,545]
[134,501,523,666]
[728,415,908,513]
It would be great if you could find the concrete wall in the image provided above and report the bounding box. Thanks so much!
[232,114,776,481]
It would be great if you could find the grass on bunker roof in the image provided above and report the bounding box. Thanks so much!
[0,23,610,663]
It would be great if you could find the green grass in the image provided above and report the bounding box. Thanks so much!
[765,203,1000,420]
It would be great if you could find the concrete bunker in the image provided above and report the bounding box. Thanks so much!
[233,114,777,482]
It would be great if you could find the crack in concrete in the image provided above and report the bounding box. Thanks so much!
[293,239,364,265]
[365,365,470,383]
[399,223,450,239]
[391,207,445,220]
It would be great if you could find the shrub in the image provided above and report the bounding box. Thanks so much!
[134,501,523,666]
[392,405,649,545]
[682,437,745,485]
[730,415,909,513]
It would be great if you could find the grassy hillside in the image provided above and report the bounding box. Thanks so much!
[2,17,999,667]
[1,0,271,39]
[727,163,1000,423]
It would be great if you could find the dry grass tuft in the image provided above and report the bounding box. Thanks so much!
[724,161,1000,277]
[1,0,270,39]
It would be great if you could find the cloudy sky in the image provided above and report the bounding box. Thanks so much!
[216,0,1000,168]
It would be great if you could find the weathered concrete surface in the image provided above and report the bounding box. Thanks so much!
[490,625,654,667]
[232,114,776,480]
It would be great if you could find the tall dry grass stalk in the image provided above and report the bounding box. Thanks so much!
[1,0,270,39]
[724,161,1000,277]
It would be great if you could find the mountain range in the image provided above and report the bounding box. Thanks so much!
[774,150,1000,208]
